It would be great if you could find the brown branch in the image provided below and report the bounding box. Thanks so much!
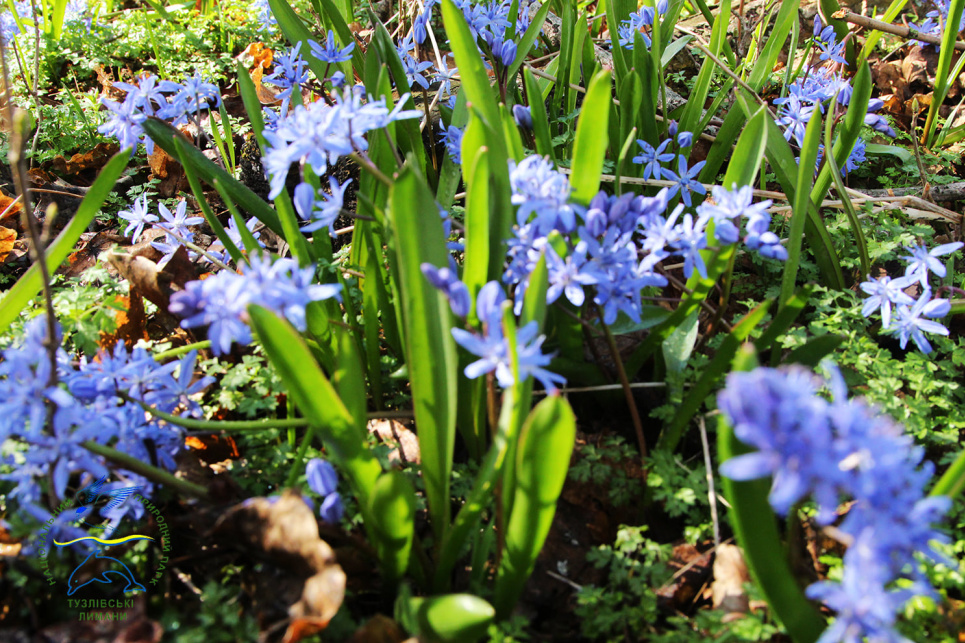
[832,8,965,51]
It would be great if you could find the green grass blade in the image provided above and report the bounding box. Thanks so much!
[368,471,417,583]
[524,67,555,161]
[0,152,128,332]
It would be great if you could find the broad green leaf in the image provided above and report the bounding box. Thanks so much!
[922,0,964,146]
[368,471,417,583]
[0,152,128,333]
[494,396,576,618]
[658,299,773,452]
[569,70,612,202]
[864,143,913,162]
[248,305,381,503]
[387,168,458,547]
[314,0,366,77]
[823,95,870,281]
[810,63,872,209]
[523,67,555,161]
[399,593,495,643]
[784,333,844,367]
[462,146,491,299]
[506,0,554,80]
[662,310,699,376]
[721,105,768,189]
[661,36,694,67]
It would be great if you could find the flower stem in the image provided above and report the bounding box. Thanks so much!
[81,440,210,499]
[596,304,648,462]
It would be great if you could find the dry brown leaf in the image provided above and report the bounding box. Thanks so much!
[250,65,282,106]
[350,614,407,643]
[711,543,750,617]
[49,142,121,177]
[98,292,149,351]
[0,226,16,263]
[148,144,185,198]
[107,246,198,314]
[210,490,346,643]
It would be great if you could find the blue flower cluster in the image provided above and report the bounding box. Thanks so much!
[501,154,785,323]
[773,16,894,174]
[261,86,421,200]
[305,459,344,524]
[618,0,668,50]
[719,365,950,643]
[859,241,962,353]
[0,316,214,543]
[910,0,965,50]
[169,255,342,355]
[99,73,222,156]
[449,0,531,67]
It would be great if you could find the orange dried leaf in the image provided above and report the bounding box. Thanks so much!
[0,226,16,262]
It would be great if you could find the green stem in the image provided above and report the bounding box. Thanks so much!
[153,341,212,362]
[125,394,309,431]
[81,440,210,499]
[931,448,965,499]
[596,304,647,461]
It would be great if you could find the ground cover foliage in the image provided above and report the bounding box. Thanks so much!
[0,0,964,639]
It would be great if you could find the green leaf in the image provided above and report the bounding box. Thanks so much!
[721,105,768,189]
[0,152,128,333]
[442,0,499,127]
[658,299,773,452]
[524,67,555,161]
[922,0,964,146]
[494,396,577,618]
[462,146,492,299]
[569,70,612,202]
[679,0,730,138]
[247,305,381,505]
[399,593,495,643]
[662,310,699,376]
[368,471,417,583]
[387,168,458,547]
[506,0,553,80]
[784,333,844,367]
[864,144,912,162]
[822,94,870,281]
[780,108,822,310]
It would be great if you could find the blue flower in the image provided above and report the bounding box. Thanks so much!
[631,138,674,181]
[901,241,963,287]
[293,177,352,236]
[421,262,471,317]
[858,274,917,329]
[887,290,951,353]
[118,194,158,243]
[305,459,344,522]
[663,156,707,207]
[309,30,354,64]
[439,124,464,164]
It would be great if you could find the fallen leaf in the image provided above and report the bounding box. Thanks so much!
[107,246,198,314]
[350,614,407,643]
[711,543,750,617]
[250,65,282,106]
[210,490,346,643]
[148,144,185,198]
[98,292,149,351]
[184,434,241,463]
[0,227,15,262]
[49,142,121,177]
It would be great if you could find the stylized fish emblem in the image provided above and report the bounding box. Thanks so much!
[74,476,141,522]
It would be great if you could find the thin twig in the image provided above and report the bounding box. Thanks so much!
[596,304,648,462]
[698,416,721,550]
[833,8,965,51]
